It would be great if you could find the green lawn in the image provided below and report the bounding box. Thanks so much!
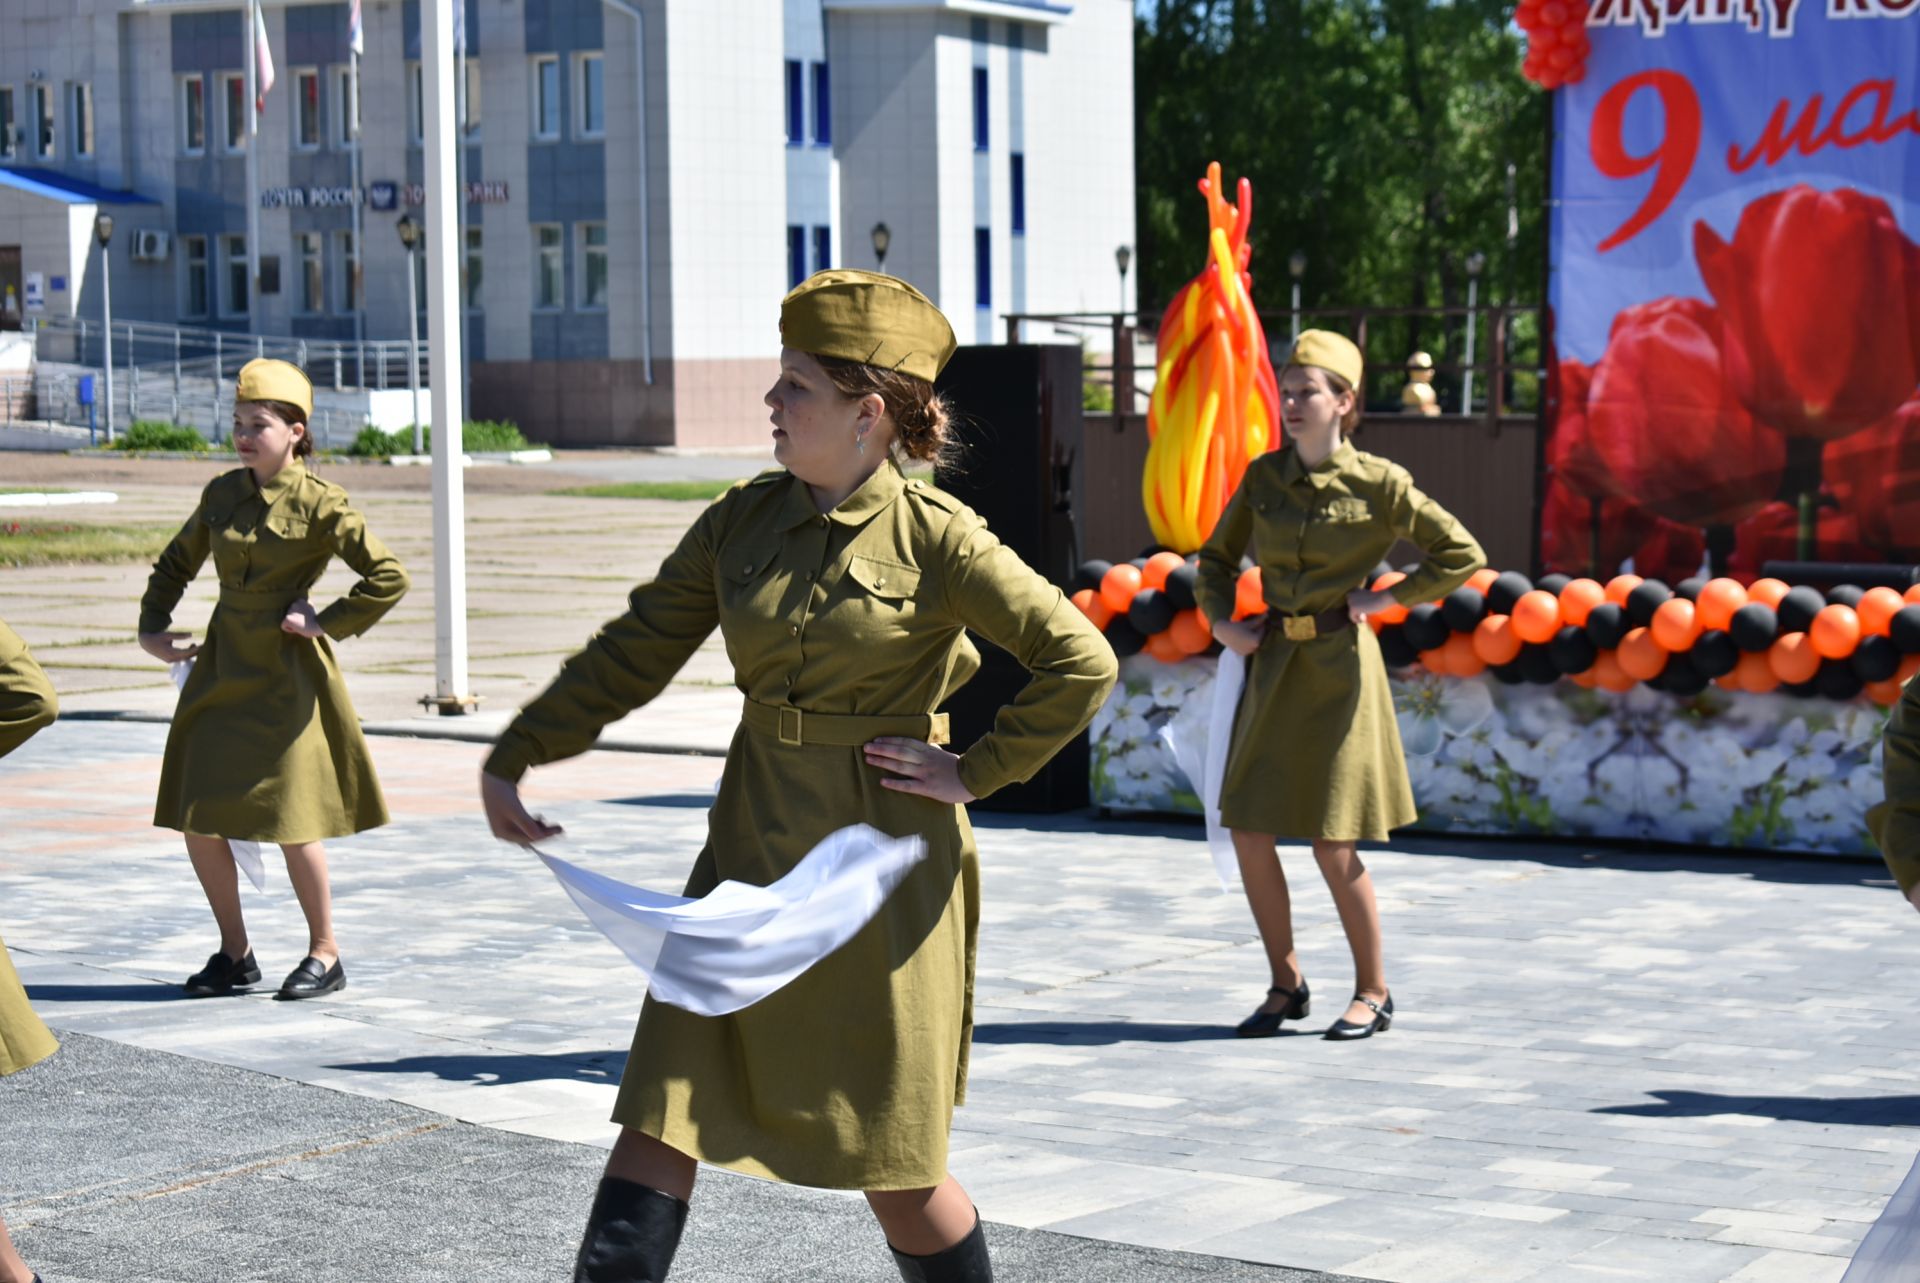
[0,521,176,567]
[550,481,737,502]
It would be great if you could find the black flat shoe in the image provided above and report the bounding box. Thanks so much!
[276,956,345,1000]
[1235,981,1310,1037]
[1325,993,1392,1040]
[183,949,261,997]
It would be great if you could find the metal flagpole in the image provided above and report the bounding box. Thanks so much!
[455,3,470,418]
[244,0,261,336]
[350,22,365,387]
[421,0,472,715]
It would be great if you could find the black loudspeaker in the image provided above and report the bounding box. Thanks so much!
[934,344,1090,814]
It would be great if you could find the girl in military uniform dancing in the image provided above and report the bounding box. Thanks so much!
[1198,331,1485,1041]
[480,270,1117,1282]
[138,359,409,1001]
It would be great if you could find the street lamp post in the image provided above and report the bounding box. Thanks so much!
[95,213,115,443]
[870,222,891,272]
[396,214,424,453]
[1287,249,1307,343]
[1114,244,1131,314]
[1462,251,1486,416]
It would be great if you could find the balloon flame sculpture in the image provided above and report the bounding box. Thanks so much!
[1144,162,1282,552]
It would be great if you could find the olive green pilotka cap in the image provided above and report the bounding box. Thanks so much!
[1286,329,1365,390]
[780,269,959,384]
[236,358,314,420]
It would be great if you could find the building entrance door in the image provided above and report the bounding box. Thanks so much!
[0,247,21,331]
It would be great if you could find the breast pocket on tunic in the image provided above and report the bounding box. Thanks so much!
[838,555,922,642]
[718,544,782,617]
[261,514,311,544]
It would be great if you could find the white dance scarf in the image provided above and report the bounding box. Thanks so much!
[169,660,268,892]
[1843,1149,1920,1283]
[1162,648,1246,891]
[536,824,930,1017]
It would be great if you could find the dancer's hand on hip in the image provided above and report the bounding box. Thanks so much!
[139,630,201,663]
[281,598,325,638]
[1212,617,1265,657]
[1346,586,1399,623]
[481,771,564,845]
[865,738,976,804]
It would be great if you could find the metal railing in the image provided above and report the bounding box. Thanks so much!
[23,316,431,393]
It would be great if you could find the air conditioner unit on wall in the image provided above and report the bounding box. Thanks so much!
[132,229,170,261]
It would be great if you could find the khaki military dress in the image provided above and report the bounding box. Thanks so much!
[486,461,1116,1190]
[1,619,60,1076]
[1869,678,1920,898]
[140,462,409,843]
[1196,439,1485,840]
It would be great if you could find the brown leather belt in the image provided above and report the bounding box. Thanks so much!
[742,698,951,748]
[1267,606,1353,642]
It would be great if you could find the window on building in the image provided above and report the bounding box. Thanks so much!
[223,73,246,152]
[812,225,830,275]
[1011,153,1025,235]
[406,61,424,145]
[297,232,324,312]
[534,224,563,308]
[294,69,320,149]
[335,67,358,147]
[784,60,803,146]
[532,55,560,141]
[334,229,360,312]
[31,84,55,160]
[811,62,830,145]
[222,234,249,317]
[974,228,990,309]
[971,67,987,152]
[178,75,205,155]
[787,225,805,290]
[69,82,93,157]
[578,223,608,309]
[181,235,209,318]
[577,53,604,138]
[0,88,16,161]
[464,226,483,310]
[463,58,482,137]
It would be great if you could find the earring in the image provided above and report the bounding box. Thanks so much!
[856,432,866,455]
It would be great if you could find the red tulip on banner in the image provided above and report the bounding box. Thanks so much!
[1540,479,1707,585]
[1696,186,1920,441]
[1587,297,1784,526]
[1824,398,1920,556]
[1546,356,1620,501]
[1727,498,1878,581]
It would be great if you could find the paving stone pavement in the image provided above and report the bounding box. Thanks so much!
[5,719,1917,1282]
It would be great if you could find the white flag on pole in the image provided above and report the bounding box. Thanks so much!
[348,0,364,56]
[252,0,276,114]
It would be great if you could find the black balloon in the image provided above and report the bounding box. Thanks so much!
[1105,616,1147,658]
[1491,661,1525,685]
[1074,560,1112,593]
[1816,659,1864,701]
[1675,576,1708,602]
[1688,630,1740,678]
[1664,664,1710,696]
[1853,635,1901,682]
[1139,543,1170,560]
[1729,603,1779,652]
[1441,587,1487,633]
[1518,644,1561,685]
[1891,606,1920,654]
[1403,603,1450,652]
[1827,584,1865,608]
[1378,626,1418,668]
[1781,680,1817,700]
[1127,588,1176,636]
[1586,602,1628,650]
[1487,571,1534,615]
[1548,626,1598,675]
[1626,580,1674,627]
[1537,573,1572,596]
[1163,564,1199,612]
[1128,556,1151,572]
[1777,586,1825,633]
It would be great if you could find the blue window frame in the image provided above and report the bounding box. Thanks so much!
[811,62,830,145]
[812,225,831,274]
[784,60,803,145]
[975,228,991,308]
[971,67,988,151]
[788,226,807,288]
[1010,153,1026,235]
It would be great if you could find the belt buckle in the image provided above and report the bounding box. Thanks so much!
[777,705,803,747]
[1282,614,1318,642]
[927,712,951,747]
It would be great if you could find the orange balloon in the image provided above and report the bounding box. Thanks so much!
[1169,608,1212,654]
[1859,586,1905,637]
[1233,566,1265,620]
[1473,614,1523,667]
[1145,629,1187,663]
[1695,578,1748,632]
[1591,650,1634,692]
[1867,677,1905,705]
[1617,628,1670,681]
[1101,563,1144,614]
[1768,632,1821,685]
[1558,578,1606,628]
[1371,571,1410,625]
[1511,590,1563,644]
[1418,647,1449,674]
[1736,650,1780,693]
[1141,551,1187,591]
[1570,667,1599,688]
[1071,587,1114,630]
[1443,631,1487,677]
[1748,577,1791,608]
[1466,567,1500,595]
[1604,574,1643,606]
[1649,598,1700,653]
[1809,604,1861,660]
[1906,583,1920,605]
[1714,672,1742,692]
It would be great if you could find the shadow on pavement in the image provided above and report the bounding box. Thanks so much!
[324,1051,629,1086]
[607,793,718,809]
[973,1020,1249,1045]
[27,982,183,1003]
[1595,1090,1920,1126]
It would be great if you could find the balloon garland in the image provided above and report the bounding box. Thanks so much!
[1070,556,1920,706]
[1142,162,1282,553]
[1516,0,1592,90]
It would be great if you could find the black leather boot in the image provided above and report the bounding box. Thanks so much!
[572,1177,689,1283]
[890,1216,992,1282]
